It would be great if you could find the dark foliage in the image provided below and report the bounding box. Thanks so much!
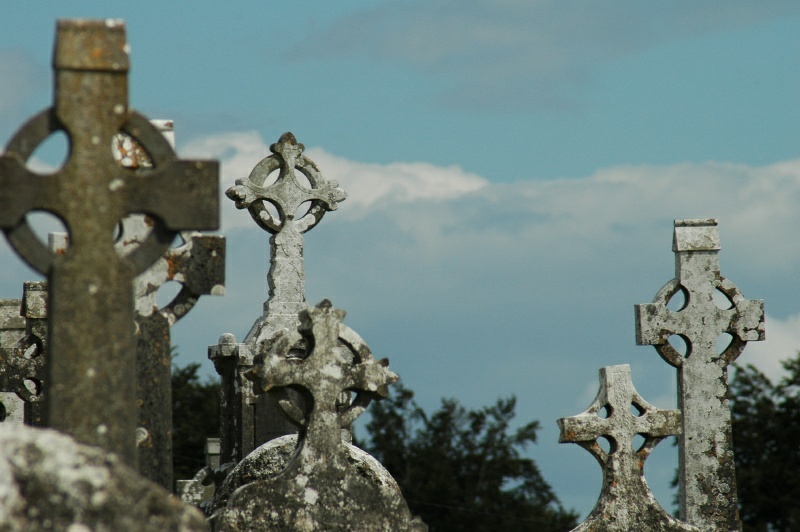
[731,354,800,531]
[358,381,578,531]
[171,362,220,483]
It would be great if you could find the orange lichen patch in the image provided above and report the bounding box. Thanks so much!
[165,253,179,280]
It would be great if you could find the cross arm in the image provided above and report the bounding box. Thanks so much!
[0,156,63,226]
[125,160,219,231]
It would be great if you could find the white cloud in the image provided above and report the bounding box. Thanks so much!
[739,313,800,382]
[305,147,488,214]
[180,132,488,232]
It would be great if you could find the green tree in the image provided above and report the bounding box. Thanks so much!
[358,381,578,531]
[171,362,220,482]
[731,354,800,531]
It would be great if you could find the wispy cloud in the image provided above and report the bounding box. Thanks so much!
[181,132,489,231]
[740,313,800,382]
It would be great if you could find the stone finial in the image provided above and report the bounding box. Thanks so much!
[635,219,764,530]
[0,20,219,464]
[559,365,698,531]
[213,300,425,530]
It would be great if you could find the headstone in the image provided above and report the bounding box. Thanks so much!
[0,19,219,465]
[212,300,425,531]
[0,298,28,424]
[558,365,698,531]
[0,237,66,428]
[176,438,222,507]
[209,132,346,463]
[111,120,226,490]
[635,219,765,530]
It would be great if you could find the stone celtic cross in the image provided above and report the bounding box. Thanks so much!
[111,120,226,490]
[215,300,424,530]
[635,219,764,530]
[211,132,346,462]
[558,365,698,531]
[0,20,219,465]
[226,132,347,338]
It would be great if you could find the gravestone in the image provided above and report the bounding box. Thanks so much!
[0,298,28,424]
[0,237,66,428]
[635,219,765,530]
[177,438,222,507]
[209,132,346,463]
[0,19,219,465]
[559,365,698,531]
[112,120,226,490]
[212,300,425,531]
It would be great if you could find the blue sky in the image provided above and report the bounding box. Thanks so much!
[2,1,799,520]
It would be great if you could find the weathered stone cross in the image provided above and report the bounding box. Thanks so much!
[558,365,698,531]
[226,132,347,338]
[0,20,218,465]
[111,121,226,490]
[215,300,424,530]
[211,132,346,462]
[635,219,764,530]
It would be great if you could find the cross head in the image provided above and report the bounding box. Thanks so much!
[0,282,47,427]
[247,299,396,458]
[635,219,764,529]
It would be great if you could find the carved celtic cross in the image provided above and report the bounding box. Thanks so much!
[215,301,424,530]
[635,219,764,530]
[559,365,697,531]
[212,132,347,460]
[0,20,219,464]
[227,132,347,339]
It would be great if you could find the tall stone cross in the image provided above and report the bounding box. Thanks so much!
[210,132,346,462]
[558,365,698,531]
[215,300,425,530]
[0,20,219,466]
[112,121,226,490]
[635,219,764,530]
